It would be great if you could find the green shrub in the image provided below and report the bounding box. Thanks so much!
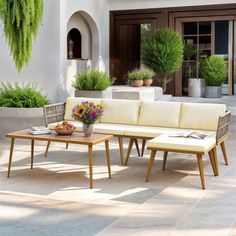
[200,55,227,86]
[73,70,113,91]
[0,82,49,108]
[141,28,183,86]
[127,69,155,82]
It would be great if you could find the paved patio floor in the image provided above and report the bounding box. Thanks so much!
[0,118,236,236]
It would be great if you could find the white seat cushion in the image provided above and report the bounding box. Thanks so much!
[48,121,83,132]
[124,125,215,138]
[147,135,216,153]
[138,101,181,128]
[64,97,102,121]
[179,103,226,131]
[95,123,129,135]
[101,99,140,125]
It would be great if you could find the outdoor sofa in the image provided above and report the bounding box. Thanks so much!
[44,97,231,169]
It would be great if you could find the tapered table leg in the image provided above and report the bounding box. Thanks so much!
[213,147,219,176]
[141,139,146,157]
[118,137,124,165]
[197,155,205,190]
[88,145,93,189]
[162,151,168,171]
[125,139,134,165]
[134,139,141,157]
[145,150,157,182]
[66,143,69,149]
[105,140,111,179]
[7,138,15,178]
[45,141,50,157]
[31,140,34,169]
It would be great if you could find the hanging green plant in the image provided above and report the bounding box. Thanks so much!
[0,0,43,72]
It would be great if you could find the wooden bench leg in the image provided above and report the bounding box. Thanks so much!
[88,144,93,189]
[118,137,124,165]
[134,139,141,157]
[145,150,157,182]
[45,141,51,157]
[31,140,34,169]
[162,151,168,171]
[208,149,217,176]
[212,147,219,176]
[105,140,111,179]
[141,139,146,157]
[125,139,134,165]
[220,141,228,165]
[197,155,205,190]
[7,138,15,178]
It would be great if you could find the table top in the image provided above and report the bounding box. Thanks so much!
[6,130,113,145]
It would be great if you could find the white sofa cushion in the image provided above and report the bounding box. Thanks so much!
[147,135,216,153]
[95,123,130,135]
[64,97,101,121]
[124,125,215,138]
[138,101,181,128]
[179,103,226,131]
[101,99,140,125]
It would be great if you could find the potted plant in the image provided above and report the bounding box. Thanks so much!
[127,69,144,87]
[72,101,104,137]
[0,82,49,136]
[200,55,227,98]
[142,69,155,86]
[72,70,114,98]
[141,28,183,93]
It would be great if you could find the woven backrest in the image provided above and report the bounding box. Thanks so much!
[216,111,231,144]
[43,103,66,125]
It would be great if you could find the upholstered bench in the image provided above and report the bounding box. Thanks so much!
[145,111,231,189]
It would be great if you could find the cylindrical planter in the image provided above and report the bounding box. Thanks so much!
[0,107,45,138]
[131,80,143,87]
[205,86,222,98]
[188,78,205,97]
[75,88,112,99]
[143,79,153,87]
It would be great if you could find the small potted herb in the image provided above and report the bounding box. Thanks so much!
[142,69,155,87]
[200,55,227,98]
[127,69,144,87]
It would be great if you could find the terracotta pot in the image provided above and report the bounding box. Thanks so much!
[143,79,153,87]
[131,80,143,87]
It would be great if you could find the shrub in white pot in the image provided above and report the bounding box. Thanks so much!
[0,82,49,136]
[72,70,114,98]
[200,55,227,98]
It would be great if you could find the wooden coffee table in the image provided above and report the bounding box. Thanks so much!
[6,130,113,189]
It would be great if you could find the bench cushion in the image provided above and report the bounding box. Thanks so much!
[179,103,226,131]
[101,99,140,125]
[147,135,216,153]
[124,126,215,138]
[64,97,101,121]
[138,101,181,128]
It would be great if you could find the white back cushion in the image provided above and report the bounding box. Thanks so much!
[64,97,101,121]
[138,101,181,128]
[101,99,140,125]
[179,103,226,131]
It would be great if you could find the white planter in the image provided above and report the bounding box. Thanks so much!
[75,88,112,98]
[0,107,45,137]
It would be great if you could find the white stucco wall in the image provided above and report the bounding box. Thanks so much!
[0,0,236,102]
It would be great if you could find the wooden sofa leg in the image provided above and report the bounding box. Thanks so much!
[134,139,141,157]
[208,150,217,176]
[45,141,51,157]
[141,139,146,157]
[118,137,124,165]
[125,139,134,165]
[197,155,205,190]
[213,147,219,176]
[66,143,69,149]
[145,150,157,182]
[220,141,228,165]
[162,151,168,171]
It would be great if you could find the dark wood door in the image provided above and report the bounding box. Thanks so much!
[114,24,140,84]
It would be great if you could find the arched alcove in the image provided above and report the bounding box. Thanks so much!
[67,28,82,59]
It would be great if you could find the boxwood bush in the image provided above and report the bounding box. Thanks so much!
[73,70,113,91]
[0,82,49,108]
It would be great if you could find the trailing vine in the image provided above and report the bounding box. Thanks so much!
[0,0,43,72]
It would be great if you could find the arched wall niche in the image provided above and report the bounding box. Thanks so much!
[67,28,82,59]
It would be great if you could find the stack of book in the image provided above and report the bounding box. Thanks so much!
[28,126,51,135]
